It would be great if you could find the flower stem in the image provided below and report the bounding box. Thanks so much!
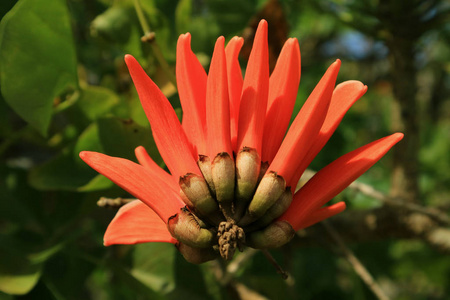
[133,0,177,88]
[261,249,289,280]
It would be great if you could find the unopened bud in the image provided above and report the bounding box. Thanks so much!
[176,243,218,264]
[248,188,293,230]
[242,171,285,225]
[197,155,216,197]
[211,152,235,219]
[246,220,295,249]
[168,207,215,248]
[234,147,261,220]
[179,173,224,224]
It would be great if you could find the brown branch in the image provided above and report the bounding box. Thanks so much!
[97,197,135,208]
[322,221,391,300]
[209,254,270,300]
[261,249,289,280]
[301,170,450,226]
[294,207,450,254]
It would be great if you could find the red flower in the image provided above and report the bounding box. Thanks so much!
[80,20,403,263]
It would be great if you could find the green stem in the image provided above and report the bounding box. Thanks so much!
[133,0,177,88]
[42,275,67,300]
[133,0,151,33]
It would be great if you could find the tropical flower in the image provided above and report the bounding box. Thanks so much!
[80,20,403,264]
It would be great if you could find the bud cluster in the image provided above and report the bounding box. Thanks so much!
[168,148,295,263]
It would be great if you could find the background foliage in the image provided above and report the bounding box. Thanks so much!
[0,0,449,299]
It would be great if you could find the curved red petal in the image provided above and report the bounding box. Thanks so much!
[104,200,177,246]
[225,37,244,153]
[295,202,346,231]
[262,38,301,163]
[134,146,179,192]
[206,36,232,157]
[290,81,367,187]
[176,34,208,156]
[269,60,341,185]
[80,151,184,222]
[279,133,403,230]
[236,20,269,155]
[125,55,201,179]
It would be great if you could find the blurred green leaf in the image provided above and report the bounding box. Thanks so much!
[91,6,133,43]
[0,244,42,295]
[132,243,176,293]
[29,116,161,191]
[132,243,217,299]
[175,0,192,35]
[76,86,119,121]
[29,147,100,191]
[0,0,78,136]
[0,264,41,295]
[94,116,161,162]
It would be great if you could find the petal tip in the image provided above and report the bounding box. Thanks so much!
[79,151,92,161]
[334,59,342,68]
[178,32,191,43]
[256,19,268,36]
[258,19,268,27]
[231,36,244,43]
[216,36,225,46]
[124,54,136,64]
[393,132,404,141]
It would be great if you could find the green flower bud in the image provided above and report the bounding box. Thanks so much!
[179,173,224,224]
[197,155,216,197]
[176,243,218,264]
[246,220,295,249]
[168,207,216,248]
[211,152,235,219]
[234,147,261,220]
[241,171,285,225]
[247,188,293,230]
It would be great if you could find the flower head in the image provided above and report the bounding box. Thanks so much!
[80,20,403,263]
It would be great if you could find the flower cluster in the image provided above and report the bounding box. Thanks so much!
[80,20,403,263]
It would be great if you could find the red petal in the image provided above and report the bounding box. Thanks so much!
[262,38,301,163]
[269,60,341,185]
[295,202,346,231]
[176,34,208,156]
[125,55,201,179]
[134,146,178,192]
[225,37,244,153]
[80,151,184,222]
[279,133,403,230]
[236,20,269,155]
[104,200,177,246]
[206,36,232,157]
[290,81,367,186]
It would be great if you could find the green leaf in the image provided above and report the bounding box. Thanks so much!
[76,86,119,121]
[132,243,221,299]
[91,6,133,44]
[0,244,42,295]
[0,0,78,136]
[95,117,161,162]
[29,116,161,191]
[132,243,176,293]
[0,265,41,295]
[175,0,192,35]
[28,147,100,191]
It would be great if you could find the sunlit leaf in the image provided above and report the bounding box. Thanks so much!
[0,0,78,136]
